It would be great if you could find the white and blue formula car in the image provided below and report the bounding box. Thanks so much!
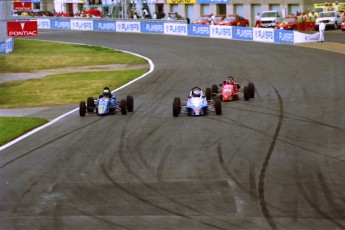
[173,87,222,117]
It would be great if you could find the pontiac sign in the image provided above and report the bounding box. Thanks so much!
[7,21,38,36]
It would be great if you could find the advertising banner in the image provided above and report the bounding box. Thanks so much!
[166,0,196,4]
[71,20,93,30]
[0,38,14,54]
[232,27,253,41]
[210,25,232,39]
[116,21,141,33]
[94,21,116,31]
[141,22,164,34]
[164,23,188,36]
[51,19,70,29]
[37,19,50,29]
[253,28,274,43]
[188,24,210,37]
[274,30,294,44]
[7,21,38,36]
[13,2,32,11]
[293,31,319,43]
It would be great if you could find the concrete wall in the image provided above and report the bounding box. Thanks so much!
[0,0,11,41]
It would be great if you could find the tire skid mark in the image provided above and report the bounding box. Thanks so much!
[157,144,172,182]
[0,117,103,169]
[118,127,227,229]
[249,162,258,202]
[100,127,227,230]
[294,170,345,228]
[208,111,345,163]
[257,87,282,230]
[314,164,344,218]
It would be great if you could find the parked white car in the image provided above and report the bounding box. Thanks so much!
[315,11,343,30]
[260,10,282,28]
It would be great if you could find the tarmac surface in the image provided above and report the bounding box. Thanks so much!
[0,29,344,230]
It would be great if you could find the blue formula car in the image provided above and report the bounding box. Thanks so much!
[79,88,133,116]
[173,87,221,117]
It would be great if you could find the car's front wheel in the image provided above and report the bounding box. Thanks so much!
[79,101,86,116]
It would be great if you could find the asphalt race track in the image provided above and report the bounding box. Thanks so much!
[0,30,345,230]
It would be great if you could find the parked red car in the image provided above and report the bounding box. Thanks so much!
[275,17,298,30]
[341,21,345,31]
[193,16,210,24]
[214,14,249,26]
[193,15,225,25]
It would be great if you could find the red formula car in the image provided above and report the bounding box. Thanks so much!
[211,77,254,101]
[275,17,298,30]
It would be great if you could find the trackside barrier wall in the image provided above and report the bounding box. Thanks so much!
[0,18,319,54]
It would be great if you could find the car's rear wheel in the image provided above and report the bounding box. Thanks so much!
[173,97,181,117]
[248,83,255,98]
[120,99,127,115]
[205,88,212,101]
[87,97,94,112]
[79,101,86,116]
[214,96,222,115]
[126,95,134,112]
[244,86,250,101]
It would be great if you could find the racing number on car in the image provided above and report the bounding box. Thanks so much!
[99,106,105,112]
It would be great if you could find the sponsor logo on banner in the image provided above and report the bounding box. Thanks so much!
[274,30,294,44]
[71,20,93,30]
[37,19,50,29]
[232,27,253,41]
[210,25,232,39]
[253,28,274,43]
[0,38,15,54]
[166,0,196,4]
[164,23,187,36]
[94,21,116,31]
[7,21,38,36]
[293,31,319,43]
[188,24,210,37]
[198,0,229,4]
[13,2,32,11]
[51,19,70,29]
[141,22,164,34]
[116,21,140,32]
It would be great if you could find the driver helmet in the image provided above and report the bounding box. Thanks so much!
[192,88,201,97]
[103,88,111,97]
[227,76,234,84]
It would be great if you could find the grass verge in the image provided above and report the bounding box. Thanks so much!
[0,39,147,73]
[0,69,148,108]
[0,117,48,146]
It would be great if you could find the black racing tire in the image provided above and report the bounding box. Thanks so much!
[244,86,250,101]
[205,88,212,101]
[120,99,127,115]
[79,101,86,116]
[87,97,95,112]
[173,97,181,117]
[126,95,134,112]
[211,84,218,96]
[214,96,222,115]
[248,83,255,98]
